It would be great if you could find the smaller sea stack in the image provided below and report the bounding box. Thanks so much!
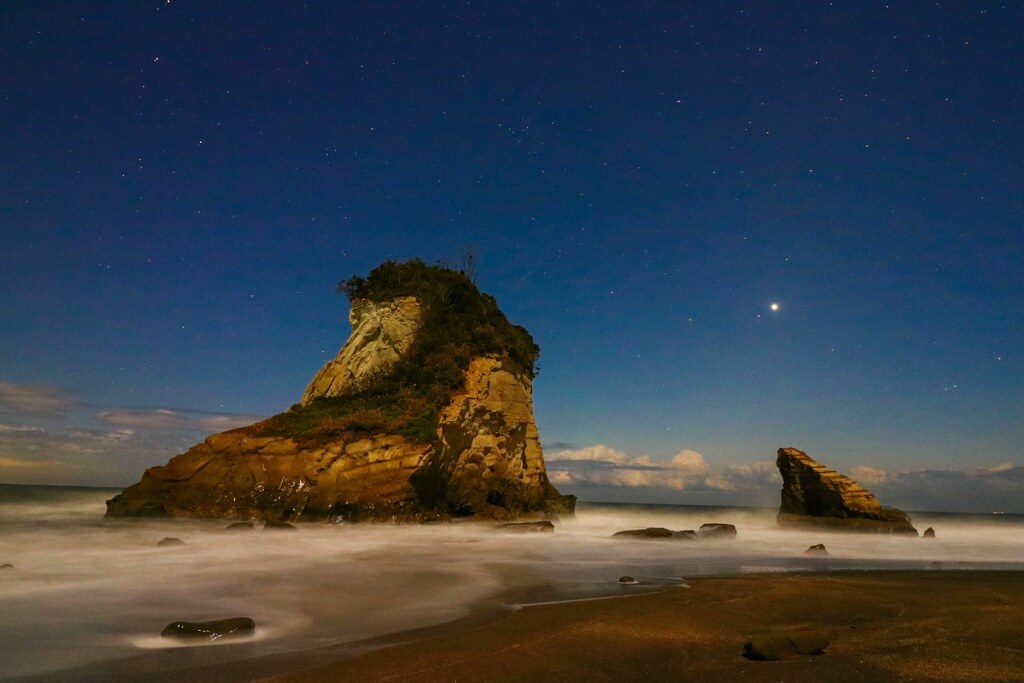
[776,447,917,535]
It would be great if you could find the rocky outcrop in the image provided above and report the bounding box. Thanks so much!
[776,447,917,535]
[107,262,571,523]
[301,296,421,405]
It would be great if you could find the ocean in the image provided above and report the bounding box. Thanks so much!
[2,483,1023,681]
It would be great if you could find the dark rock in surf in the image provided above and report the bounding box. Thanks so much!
[0,563,13,569]
[160,617,255,641]
[263,520,297,531]
[743,631,829,660]
[156,537,185,547]
[672,529,698,540]
[618,576,638,584]
[226,521,255,530]
[923,527,936,538]
[499,520,555,532]
[698,523,737,539]
[613,527,673,539]
[805,543,828,555]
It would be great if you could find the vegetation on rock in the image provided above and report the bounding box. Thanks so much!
[252,259,539,445]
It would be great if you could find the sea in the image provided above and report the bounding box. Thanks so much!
[2,483,1024,681]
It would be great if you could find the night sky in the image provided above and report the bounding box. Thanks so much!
[2,2,1022,511]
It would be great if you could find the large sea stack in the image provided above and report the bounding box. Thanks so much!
[106,260,574,523]
[776,447,917,535]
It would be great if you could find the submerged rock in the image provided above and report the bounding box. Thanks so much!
[805,543,828,555]
[156,537,185,547]
[105,261,571,524]
[743,631,829,660]
[499,520,555,532]
[698,523,737,539]
[160,617,255,642]
[0,563,13,569]
[263,521,297,531]
[618,576,638,584]
[776,447,917,535]
[612,527,674,539]
[226,521,254,531]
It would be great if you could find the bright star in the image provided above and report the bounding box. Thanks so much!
[770,302,780,312]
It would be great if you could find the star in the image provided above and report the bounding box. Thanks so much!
[770,303,780,312]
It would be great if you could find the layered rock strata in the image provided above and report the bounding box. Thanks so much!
[776,447,917,535]
[107,280,572,523]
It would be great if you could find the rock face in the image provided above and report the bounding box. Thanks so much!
[106,263,571,523]
[300,296,421,405]
[776,447,917,535]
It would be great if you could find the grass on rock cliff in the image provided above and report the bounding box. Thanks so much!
[251,259,539,445]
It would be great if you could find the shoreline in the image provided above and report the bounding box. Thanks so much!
[30,569,1024,682]
[259,569,1024,683]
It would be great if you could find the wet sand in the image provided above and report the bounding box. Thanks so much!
[263,571,1024,683]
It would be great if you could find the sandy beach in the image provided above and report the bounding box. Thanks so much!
[262,571,1024,683]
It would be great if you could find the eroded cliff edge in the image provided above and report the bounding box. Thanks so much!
[106,260,574,522]
[776,447,917,535]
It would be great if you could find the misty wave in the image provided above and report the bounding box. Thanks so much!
[1,486,1023,679]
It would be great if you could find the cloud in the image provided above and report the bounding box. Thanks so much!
[0,382,81,415]
[703,461,779,491]
[850,465,889,484]
[0,423,46,434]
[546,444,636,465]
[847,462,1024,513]
[668,449,710,473]
[0,455,64,474]
[96,408,264,432]
[547,444,780,501]
[0,391,264,486]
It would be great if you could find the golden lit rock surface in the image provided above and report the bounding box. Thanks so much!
[300,296,421,405]
[776,447,917,535]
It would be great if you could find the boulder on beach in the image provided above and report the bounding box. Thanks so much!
[105,260,572,524]
[805,543,828,556]
[776,447,917,535]
[160,617,256,641]
[743,630,829,660]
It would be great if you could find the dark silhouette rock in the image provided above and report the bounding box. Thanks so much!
[923,527,936,538]
[744,631,829,660]
[805,543,828,555]
[776,447,917,535]
[618,576,638,584]
[499,520,555,532]
[612,527,673,539]
[226,521,254,530]
[160,617,255,642]
[698,523,737,539]
[263,521,297,531]
[156,537,185,547]
[672,529,698,540]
